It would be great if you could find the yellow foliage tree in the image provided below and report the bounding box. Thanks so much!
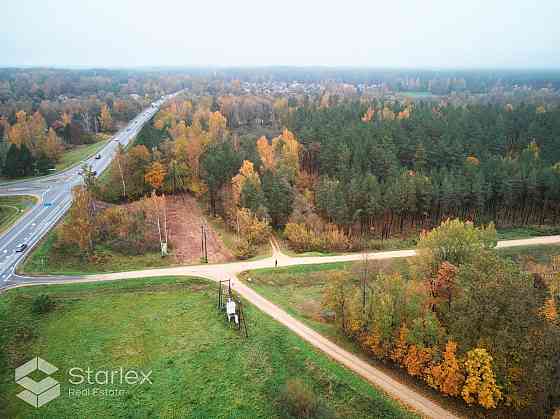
[272,129,301,180]
[231,160,260,206]
[360,327,387,358]
[145,161,167,191]
[382,106,395,121]
[208,111,227,142]
[256,136,275,171]
[461,348,502,409]
[99,104,113,132]
[60,186,97,255]
[42,128,64,161]
[235,207,270,246]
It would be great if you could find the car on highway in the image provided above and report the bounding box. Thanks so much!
[95,154,101,159]
[15,243,27,253]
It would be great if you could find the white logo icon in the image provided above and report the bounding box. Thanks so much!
[15,357,60,408]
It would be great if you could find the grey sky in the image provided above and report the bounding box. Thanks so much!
[2,0,560,68]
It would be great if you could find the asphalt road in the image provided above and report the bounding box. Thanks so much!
[0,92,182,288]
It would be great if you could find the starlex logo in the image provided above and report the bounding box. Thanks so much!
[15,357,60,408]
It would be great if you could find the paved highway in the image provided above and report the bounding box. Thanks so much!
[0,92,182,288]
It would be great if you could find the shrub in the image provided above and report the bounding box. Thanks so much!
[32,294,55,314]
[232,237,256,260]
[278,378,333,419]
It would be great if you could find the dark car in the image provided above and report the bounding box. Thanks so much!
[15,243,27,253]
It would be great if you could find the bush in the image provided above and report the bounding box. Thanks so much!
[278,378,334,419]
[284,222,350,253]
[232,237,256,260]
[32,294,55,314]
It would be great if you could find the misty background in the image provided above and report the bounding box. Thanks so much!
[2,0,560,68]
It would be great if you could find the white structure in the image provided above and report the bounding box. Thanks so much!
[226,298,239,324]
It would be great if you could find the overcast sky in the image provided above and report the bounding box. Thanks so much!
[2,0,560,68]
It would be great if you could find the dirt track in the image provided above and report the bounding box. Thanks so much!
[166,194,233,264]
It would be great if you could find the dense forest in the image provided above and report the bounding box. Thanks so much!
[289,101,560,240]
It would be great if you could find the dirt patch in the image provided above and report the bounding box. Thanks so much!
[166,194,233,264]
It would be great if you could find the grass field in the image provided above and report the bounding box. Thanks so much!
[55,137,109,172]
[499,243,560,265]
[0,276,415,419]
[496,225,560,240]
[0,195,37,233]
[20,228,175,275]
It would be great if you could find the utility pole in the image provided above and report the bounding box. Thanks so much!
[361,238,368,316]
[201,224,204,261]
[204,225,208,263]
[201,223,208,263]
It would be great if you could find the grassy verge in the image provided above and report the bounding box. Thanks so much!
[20,227,176,275]
[496,225,560,240]
[55,136,110,172]
[498,243,560,265]
[0,195,37,233]
[0,276,415,419]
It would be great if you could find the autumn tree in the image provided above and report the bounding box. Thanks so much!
[145,161,167,191]
[428,340,465,397]
[208,111,227,142]
[322,272,358,334]
[256,136,275,172]
[60,186,97,256]
[99,104,113,132]
[232,160,261,206]
[415,219,497,278]
[41,128,64,162]
[461,348,502,409]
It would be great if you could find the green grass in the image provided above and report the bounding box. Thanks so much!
[498,243,560,265]
[0,195,37,233]
[496,225,560,240]
[55,137,109,172]
[0,276,415,419]
[20,228,176,275]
